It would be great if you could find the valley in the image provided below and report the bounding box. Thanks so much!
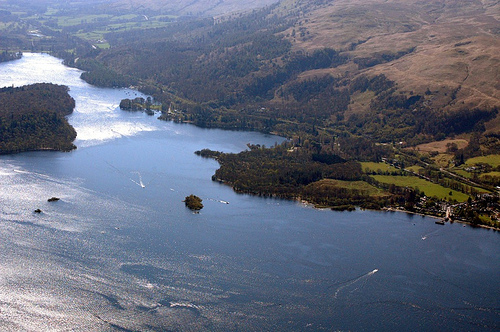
[0,3,498,330]
[0,0,499,227]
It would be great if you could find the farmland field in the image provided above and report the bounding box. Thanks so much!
[372,175,470,202]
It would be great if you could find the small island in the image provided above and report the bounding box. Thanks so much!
[184,195,203,211]
[119,97,160,115]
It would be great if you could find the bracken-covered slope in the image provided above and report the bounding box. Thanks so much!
[284,0,500,132]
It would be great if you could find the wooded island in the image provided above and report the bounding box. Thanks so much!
[0,83,77,154]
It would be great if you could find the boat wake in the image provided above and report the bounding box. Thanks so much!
[333,269,378,299]
[131,171,145,188]
[105,162,153,189]
[206,198,230,205]
[421,228,442,240]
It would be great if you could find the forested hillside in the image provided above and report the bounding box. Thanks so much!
[0,83,77,154]
[65,0,500,149]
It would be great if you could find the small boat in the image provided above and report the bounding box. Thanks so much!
[435,220,445,225]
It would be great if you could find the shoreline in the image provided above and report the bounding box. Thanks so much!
[382,207,499,231]
[215,176,500,231]
[299,198,499,231]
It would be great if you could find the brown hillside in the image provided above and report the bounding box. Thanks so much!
[285,0,500,132]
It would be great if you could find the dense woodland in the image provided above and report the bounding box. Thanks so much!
[0,83,77,153]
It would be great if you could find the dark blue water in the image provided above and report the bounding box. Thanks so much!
[0,54,498,331]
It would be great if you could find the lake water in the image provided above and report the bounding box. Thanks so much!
[0,53,498,331]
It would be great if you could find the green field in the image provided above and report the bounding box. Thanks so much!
[480,172,500,186]
[481,171,500,177]
[372,175,470,201]
[111,14,138,21]
[57,14,112,27]
[406,165,423,173]
[361,162,399,173]
[452,168,473,179]
[34,11,177,44]
[465,155,500,168]
[311,179,388,197]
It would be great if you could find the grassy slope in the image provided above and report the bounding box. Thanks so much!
[466,154,500,167]
[309,179,387,197]
[415,139,469,153]
[360,162,399,173]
